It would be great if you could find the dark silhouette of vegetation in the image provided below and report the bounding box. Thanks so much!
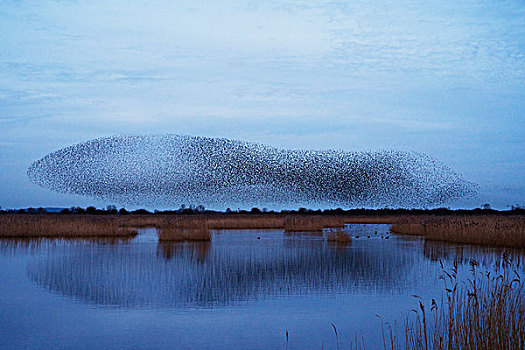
[1,206,525,216]
[130,209,151,215]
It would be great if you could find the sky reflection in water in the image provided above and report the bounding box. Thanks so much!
[0,225,523,349]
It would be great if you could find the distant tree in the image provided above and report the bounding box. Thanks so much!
[118,208,128,215]
[225,208,232,213]
[481,203,491,210]
[196,205,205,212]
[36,207,47,214]
[86,206,97,214]
[132,209,150,214]
[60,208,71,214]
[72,206,86,214]
[250,207,261,214]
[106,205,117,213]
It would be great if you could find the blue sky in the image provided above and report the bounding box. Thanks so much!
[1,0,524,209]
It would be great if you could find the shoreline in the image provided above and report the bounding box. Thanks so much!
[0,212,524,247]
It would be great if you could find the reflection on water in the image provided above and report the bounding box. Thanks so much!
[23,228,427,308]
[1,227,524,311]
[0,236,135,256]
[0,226,523,310]
[422,239,525,269]
[157,241,211,262]
[1,225,525,349]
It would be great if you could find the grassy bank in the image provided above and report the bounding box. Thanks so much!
[157,216,211,241]
[0,214,138,238]
[0,214,349,241]
[0,213,524,246]
[390,215,525,247]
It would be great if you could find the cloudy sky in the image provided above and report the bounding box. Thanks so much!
[1,0,524,209]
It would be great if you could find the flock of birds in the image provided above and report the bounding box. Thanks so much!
[27,134,476,208]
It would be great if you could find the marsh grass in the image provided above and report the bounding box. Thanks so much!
[0,214,138,238]
[207,214,285,229]
[391,216,525,248]
[1,214,523,246]
[0,214,346,240]
[207,214,346,231]
[361,257,525,350]
[284,216,345,232]
[157,217,211,241]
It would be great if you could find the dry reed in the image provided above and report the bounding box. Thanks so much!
[0,214,137,238]
[157,216,211,241]
[2,214,523,246]
[403,259,524,349]
[206,214,285,230]
[391,216,525,248]
[0,214,346,239]
[284,215,345,232]
[354,257,525,350]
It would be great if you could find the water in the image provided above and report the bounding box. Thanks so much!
[0,225,522,349]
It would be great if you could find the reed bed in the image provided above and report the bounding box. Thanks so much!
[344,258,524,350]
[1,213,523,246]
[0,214,346,239]
[157,216,211,241]
[207,214,344,231]
[343,216,401,225]
[378,259,524,350]
[122,215,164,228]
[206,214,285,230]
[391,216,525,248]
[284,215,345,232]
[0,214,137,238]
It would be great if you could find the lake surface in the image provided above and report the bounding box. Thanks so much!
[0,225,523,349]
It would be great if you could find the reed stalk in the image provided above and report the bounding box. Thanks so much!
[372,257,525,350]
[391,216,525,248]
